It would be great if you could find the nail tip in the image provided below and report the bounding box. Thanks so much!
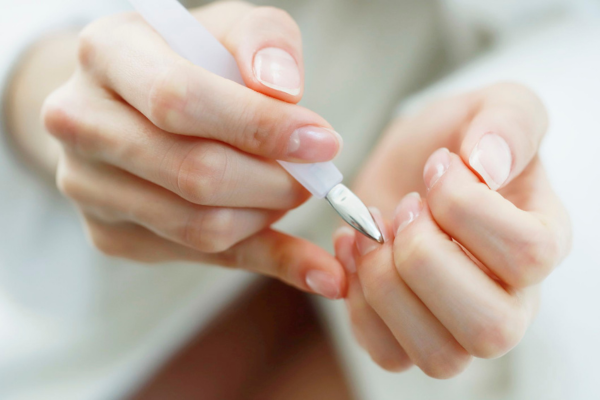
[333,130,344,159]
[306,270,340,299]
[257,79,301,95]
[333,226,356,241]
[286,126,341,161]
[254,47,301,96]
[468,133,511,191]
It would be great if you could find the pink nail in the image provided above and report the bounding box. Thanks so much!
[356,207,386,256]
[253,47,301,95]
[423,148,450,190]
[468,133,512,191]
[287,126,343,161]
[306,270,341,299]
[393,192,422,235]
[333,226,357,274]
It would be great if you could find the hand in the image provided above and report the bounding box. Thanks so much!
[333,83,572,376]
[41,1,345,299]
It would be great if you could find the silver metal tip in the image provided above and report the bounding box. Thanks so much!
[326,184,384,243]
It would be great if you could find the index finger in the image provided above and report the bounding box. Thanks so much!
[78,12,341,162]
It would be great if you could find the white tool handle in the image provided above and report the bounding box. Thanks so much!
[129,0,343,199]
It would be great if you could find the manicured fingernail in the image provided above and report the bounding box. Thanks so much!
[423,148,450,190]
[306,270,340,299]
[253,47,301,95]
[356,207,385,256]
[469,133,512,191]
[393,192,422,235]
[287,126,343,161]
[333,226,357,274]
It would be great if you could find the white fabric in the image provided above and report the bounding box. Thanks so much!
[0,1,598,399]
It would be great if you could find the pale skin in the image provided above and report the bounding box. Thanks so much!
[5,1,571,379]
[10,1,347,300]
[333,85,572,377]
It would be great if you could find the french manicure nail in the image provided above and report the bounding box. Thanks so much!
[393,192,422,235]
[306,270,340,299]
[356,207,385,256]
[469,133,512,191]
[287,126,343,161]
[423,148,450,190]
[333,227,357,274]
[253,47,301,95]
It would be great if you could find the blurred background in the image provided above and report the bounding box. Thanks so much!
[1,0,599,399]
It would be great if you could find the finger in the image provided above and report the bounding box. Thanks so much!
[392,198,535,359]
[58,151,284,254]
[209,5,305,101]
[83,215,347,300]
[78,12,341,162]
[334,227,412,372]
[424,148,570,288]
[459,82,548,190]
[232,229,346,299]
[82,215,231,264]
[354,209,472,379]
[45,89,309,209]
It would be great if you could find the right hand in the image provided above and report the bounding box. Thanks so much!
[42,1,346,299]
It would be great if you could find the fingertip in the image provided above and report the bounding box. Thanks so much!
[305,269,342,300]
[426,150,483,199]
[333,226,356,243]
[423,148,450,191]
[355,207,389,257]
[465,132,512,191]
[252,47,303,100]
[225,6,305,103]
[333,226,357,274]
[392,192,423,236]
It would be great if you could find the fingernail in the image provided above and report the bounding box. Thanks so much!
[356,207,385,256]
[423,148,450,190]
[287,126,343,161]
[393,192,422,235]
[469,133,512,191]
[306,270,340,299]
[253,47,301,95]
[333,226,356,274]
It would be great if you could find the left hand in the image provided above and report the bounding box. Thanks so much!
[333,83,571,378]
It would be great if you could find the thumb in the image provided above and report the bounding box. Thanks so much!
[194,3,304,103]
[459,82,548,190]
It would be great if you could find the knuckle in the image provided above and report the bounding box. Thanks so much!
[371,354,412,373]
[182,208,236,253]
[467,306,527,359]
[77,22,100,70]
[42,89,80,146]
[55,158,79,199]
[176,142,228,204]
[419,342,472,379]
[147,63,189,131]
[78,12,139,70]
[88,224,123,258]
[509,231,559,287]
[360,263,395,307]
[430,177,470,224]
[239,101,286,156]
[393,231,431,279]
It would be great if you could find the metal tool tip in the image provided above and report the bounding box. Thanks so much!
[325,184,384,243]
